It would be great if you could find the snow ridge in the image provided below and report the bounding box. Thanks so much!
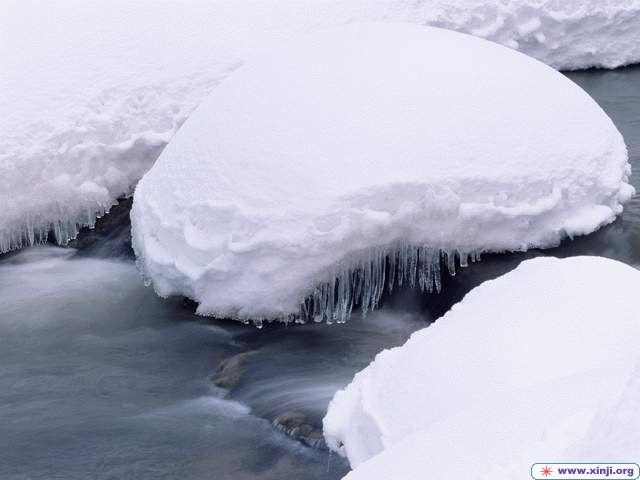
[406,0,640,70]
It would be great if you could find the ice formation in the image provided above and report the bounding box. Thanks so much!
[323,256,640,478]
[131,23,632,322]
[2,1,639,254]
[296,246,479,325]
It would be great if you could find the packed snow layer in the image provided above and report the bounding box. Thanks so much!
[2,1,639,254]
[323,256,640,478]
[132,23,632,321]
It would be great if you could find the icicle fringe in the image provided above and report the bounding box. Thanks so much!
[0,203,117,254]
[292,244,481,327]
[235,245,481,329]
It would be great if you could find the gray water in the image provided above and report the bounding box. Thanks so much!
[1,66,639,480]
[0,247,427,480]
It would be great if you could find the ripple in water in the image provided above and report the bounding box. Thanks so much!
[0,247,428,480]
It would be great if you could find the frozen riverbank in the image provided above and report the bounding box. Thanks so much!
[3,1,640,253]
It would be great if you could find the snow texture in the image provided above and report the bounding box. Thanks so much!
[404,0,640,70]
[323,256,640,478]
[2,0,639,253]
[131,23,632,322]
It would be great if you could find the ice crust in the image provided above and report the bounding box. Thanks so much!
[323,256,640,478]
[2,1,639,253]
[131,23,632,322]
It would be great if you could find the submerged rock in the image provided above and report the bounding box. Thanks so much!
[273,411,326,450]
[212,351,258,389]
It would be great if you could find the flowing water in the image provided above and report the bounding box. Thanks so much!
[1,66,639,480]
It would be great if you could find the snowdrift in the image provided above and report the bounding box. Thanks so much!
[323,256,640,478]
[2,0,639,253]
[131,23,632,322]
[406,0,640,70]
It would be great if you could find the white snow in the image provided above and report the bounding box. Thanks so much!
[2,0,639,254]
[402,0,640,71]
[131,22,632,322]
[323,256,640,478]
[0,0,374,252]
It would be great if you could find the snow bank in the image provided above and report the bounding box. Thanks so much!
[404,0,640,71]
[0,0,376,253]
[323,256,640,478]
[131,23,632,322]
[2,1,639,254]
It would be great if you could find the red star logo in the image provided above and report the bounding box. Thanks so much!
[540,466,553,477]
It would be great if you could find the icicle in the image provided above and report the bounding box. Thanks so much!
[299,243,482,324]
[458,249,468,268]
[354,268,362,305]
[397,245,405,287]
[433,253,442,293]
[445,249,456,276]
[378,250,386,306]
[313,286,323,323]
[328,275,336,322]
[408,247,417,288]
[387,250,396,293]
[361,255,371,317]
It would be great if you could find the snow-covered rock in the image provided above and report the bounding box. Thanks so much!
[2,1,639,254]
[131,23,632,322]
[323,256,640,478]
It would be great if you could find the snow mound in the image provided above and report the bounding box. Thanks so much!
[405,0,640,71]
[131,23,632,322]
[2,1,639,254]
[323,256,640,478]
